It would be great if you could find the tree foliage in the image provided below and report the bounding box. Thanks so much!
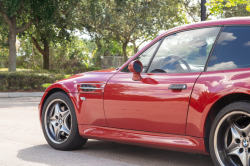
[0,0,34,71]
[0,0,80,71]
[207,0,250,17]
[79,0,185,62]
[28,0,79,70]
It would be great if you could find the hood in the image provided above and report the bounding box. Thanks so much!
[46,69,117,93]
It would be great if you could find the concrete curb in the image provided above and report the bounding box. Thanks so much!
[0,92,44,98]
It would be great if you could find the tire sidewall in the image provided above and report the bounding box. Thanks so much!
[41,92,79,150]
[209,101,250,166]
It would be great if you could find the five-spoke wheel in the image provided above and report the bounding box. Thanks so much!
[42,92,87,150]
[210,101,250,166]
[44,99,71,144]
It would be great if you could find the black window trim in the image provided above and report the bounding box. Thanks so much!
[204,26,224,72]
[144,38,164,73]
[147,26,224,73]
[204,25,250,72]
[120,25,224,73]
[120,38,163,73]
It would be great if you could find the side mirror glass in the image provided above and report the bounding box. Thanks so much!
[128,60,143,81]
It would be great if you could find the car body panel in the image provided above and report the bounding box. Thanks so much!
[46,70,116,93]
[39,17,250,155]
[78,124,208,155]
[38,70,116,125]
[38,91,48,124]
[117,17,250,75]
[186,68,250,137]
[78,93,108,126]
[104,72,201,135]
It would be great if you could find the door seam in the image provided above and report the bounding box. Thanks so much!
[184,72,203,135]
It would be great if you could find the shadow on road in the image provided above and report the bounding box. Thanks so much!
[17,140,214,166]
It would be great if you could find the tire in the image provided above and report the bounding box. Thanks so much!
[210,101,250,166]
[41,91,87,150]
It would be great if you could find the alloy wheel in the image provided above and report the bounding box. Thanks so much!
[44,99,72,144]
[214,111,250,166]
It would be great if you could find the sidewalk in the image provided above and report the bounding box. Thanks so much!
[0,92,44,98]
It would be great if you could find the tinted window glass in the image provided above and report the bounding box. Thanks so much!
[147,27,221,73]
[207,26,250,71]
[121,40,160,72]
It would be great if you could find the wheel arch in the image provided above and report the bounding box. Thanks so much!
[39,88,70,123]
[204,92,250,153]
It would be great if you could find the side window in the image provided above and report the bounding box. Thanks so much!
[121,40,160,72]
[147,27,221,73]
[207,26,250,71]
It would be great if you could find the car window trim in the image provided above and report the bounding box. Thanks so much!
[120,25,224,73]
[146,26,224,73]
[204,26,224,72]
[204,25,250,72]
[120,39,162,73]
[144,38,164,73]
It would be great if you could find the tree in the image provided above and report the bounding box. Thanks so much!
[182,0,250,24]
[183,0,203,22]
[29,0,79,70]
[0,0,34,71]
[207,0,250,17]
[79,0,185,62]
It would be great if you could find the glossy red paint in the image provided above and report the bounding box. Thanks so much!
[78,125,208,155]
[78,93,108,126]
[104,72,201,135]
[77,83,105,94]
[45,70,116,93]
[39,18,250,155]
[128,60,143,81]
[117,17,250,74]
[186,68,250,138]
[38,70,115,125]
[38,91,48,124]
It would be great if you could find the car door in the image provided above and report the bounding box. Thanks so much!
[186,26,250,137]
[104,27,221,135]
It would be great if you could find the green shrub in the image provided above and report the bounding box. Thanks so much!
[51,66,101,75]
[42,83,52,89]
[0,67,101,92]
[0,71,67,92]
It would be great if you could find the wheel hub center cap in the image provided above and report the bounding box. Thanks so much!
[59,119,62,123]
[243,139,249,147]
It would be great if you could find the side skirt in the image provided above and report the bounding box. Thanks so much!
[78,125,208,155]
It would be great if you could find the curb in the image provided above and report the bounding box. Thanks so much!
[0,92,44,98]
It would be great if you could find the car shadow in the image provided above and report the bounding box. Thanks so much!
[17,140,214,166]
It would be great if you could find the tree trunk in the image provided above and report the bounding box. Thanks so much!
[122,41,129,63]
[132,42,138,54]
[32,44,36,68]
[43,42,50,70]
[31,37,50,70]
[8,16,17,71]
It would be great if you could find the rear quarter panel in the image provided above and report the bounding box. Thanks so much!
[186,68,250,137]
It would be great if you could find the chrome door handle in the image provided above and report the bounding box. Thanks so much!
[169,84,187,90]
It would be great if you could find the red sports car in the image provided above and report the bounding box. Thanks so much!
[39,17,250,166]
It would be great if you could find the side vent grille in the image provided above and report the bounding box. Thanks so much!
[80,84,96,92]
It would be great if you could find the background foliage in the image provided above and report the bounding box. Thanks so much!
[1,0,250,91]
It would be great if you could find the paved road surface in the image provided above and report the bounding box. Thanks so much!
[0,97,214,166]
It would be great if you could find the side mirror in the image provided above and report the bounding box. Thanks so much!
[128,60,143,81]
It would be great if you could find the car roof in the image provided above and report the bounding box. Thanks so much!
[161,17,250,37]
[119,17,250,72]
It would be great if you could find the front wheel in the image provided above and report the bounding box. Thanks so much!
[210,101,250,166]
[42,92,87,150]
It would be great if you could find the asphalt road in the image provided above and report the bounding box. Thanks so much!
[0,97,214,166]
